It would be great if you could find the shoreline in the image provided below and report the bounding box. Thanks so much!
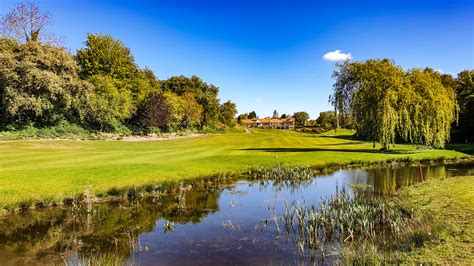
[2,156,471,217]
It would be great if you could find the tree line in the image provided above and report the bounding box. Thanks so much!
[0,3,237,134]
[330,59,472,149]
[237,109,339,130]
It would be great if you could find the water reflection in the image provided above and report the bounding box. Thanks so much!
[0,162,472,265]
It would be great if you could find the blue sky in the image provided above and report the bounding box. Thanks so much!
[1,0,473,118]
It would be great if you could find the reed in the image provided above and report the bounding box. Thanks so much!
[281,191,411,258]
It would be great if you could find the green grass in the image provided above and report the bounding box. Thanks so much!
[0,129,468,211]
[394,176,474,264]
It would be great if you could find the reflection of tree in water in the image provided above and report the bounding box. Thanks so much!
[367,165,446,194]
[160,189,220,224]
[0,187,221,264]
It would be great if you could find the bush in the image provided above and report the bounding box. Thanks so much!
[0,120,99,140]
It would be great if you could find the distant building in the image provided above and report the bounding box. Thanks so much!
[241,118,295,130]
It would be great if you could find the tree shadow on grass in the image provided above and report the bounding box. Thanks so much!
[314,141,364,146]
[317,134,359,140]
[445,144,474,155]
[240,147,415,154]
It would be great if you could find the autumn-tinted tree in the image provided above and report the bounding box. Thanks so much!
[0,4,237,134]
[181,92,203,128]
[293,112,309,127]
[137,91,169,129]
[163,92,185,130]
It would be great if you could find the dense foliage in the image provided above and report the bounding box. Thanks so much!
[0,39,91,127]
[316,111,337,129]
[293,111,309,127]
[449,70,474,142]
[237,110,257,123]
[330,59,460,149]
[0,5,237,134]
[0,35,237,133]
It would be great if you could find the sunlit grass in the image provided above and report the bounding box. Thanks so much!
[0,129,467,211]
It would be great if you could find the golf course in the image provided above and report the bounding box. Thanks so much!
[0,1,473,263]
[0,129,467,211]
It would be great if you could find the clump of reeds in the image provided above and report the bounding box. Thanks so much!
[247,165,324,188]
[282,191,411,257]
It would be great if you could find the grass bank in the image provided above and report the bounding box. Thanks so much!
[0,129,469,212]
[334,175,474,263]
[394,175,474,263]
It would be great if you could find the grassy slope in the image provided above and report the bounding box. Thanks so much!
[397,176,474,264]
[0,129,467,209]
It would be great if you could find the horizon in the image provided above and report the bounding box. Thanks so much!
[1,0,473,118]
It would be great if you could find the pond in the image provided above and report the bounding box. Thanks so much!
[0,161,473,265]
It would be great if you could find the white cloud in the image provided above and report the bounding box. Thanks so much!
[323,50,352,62]
[256,98,264,103]
[435,69,443,74]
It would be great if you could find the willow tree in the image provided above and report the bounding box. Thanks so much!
[407,68,458,148]
[331,59,409,149]
[330,60,458,149]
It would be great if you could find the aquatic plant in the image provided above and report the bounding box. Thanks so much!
[281,191,411,257]
[247,165,325,189]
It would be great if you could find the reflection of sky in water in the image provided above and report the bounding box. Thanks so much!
[132,163,474,264]
[0,162,472,265]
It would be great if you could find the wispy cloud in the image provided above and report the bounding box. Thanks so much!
[323,50,352,62]
[256,98,264,103]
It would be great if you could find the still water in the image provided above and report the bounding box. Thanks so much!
[0,162,473,265]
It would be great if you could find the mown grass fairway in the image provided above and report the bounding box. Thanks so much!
[0,129,467,210]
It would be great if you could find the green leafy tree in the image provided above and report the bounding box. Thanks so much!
[84,75,132,131]
[331,59,409,148]
[407,68,458,148]
[0,39,90,126]
[75,33,137,81]
[237,113,248,124]
[219,101,237,127]
[272,110,279,119]
[452,70,473,142]
[293,111,310,127]
[161,75,220,128]
[331,59,458,149]
[75,34,156,105]
[248,111,257,119]
[316,111,337,129]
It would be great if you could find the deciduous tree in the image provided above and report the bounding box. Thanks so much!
[0,39,90,126]
[219,101,237,127]
[293,112,310,127]
[0,2,56,43]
